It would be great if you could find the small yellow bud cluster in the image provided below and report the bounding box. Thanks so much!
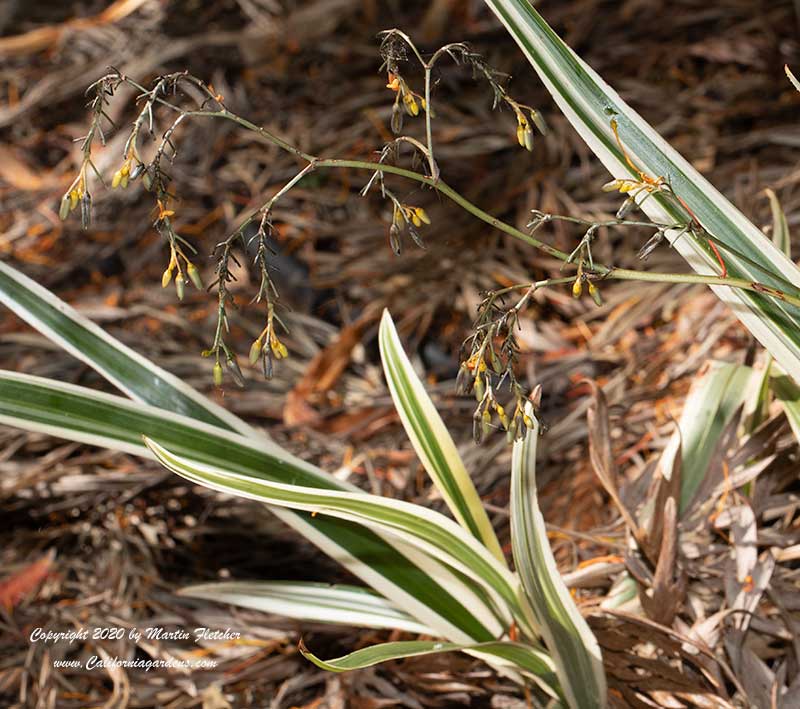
[206,347,244,389]
[571,263,603,307]
[112,146,145,190]
[471,387,537,445]
[515,113,534,152]
[388,203,431,254]
[512,105,547,152]
[161,245,203,301]
[249,306,288,380]
[572,262,584,299]
[59,169,92,229]
[386,73,426,132]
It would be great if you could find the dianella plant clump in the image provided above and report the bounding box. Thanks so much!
[6,0,800,707]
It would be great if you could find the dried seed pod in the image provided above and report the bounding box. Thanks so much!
[129,162,145,180]
[391,105,403,134]
[472,413,484,445]
[262,350,274,380]
[489,349,504,374]
[616,197,636,219]
[80,192,92,230]
[455,364,472,395]
[530,109,548,136]
[225,354,245,387]
[637,230,665,260]
[408,226,425,249]
[388,223,401,255]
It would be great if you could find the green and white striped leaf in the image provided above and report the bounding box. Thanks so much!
[772,372,800,445]
[0,370,500,644]
[786,65,800,94]
[0,261,252,435]
[765,189,791,258]
[484,0,800,381]
[510,403,606,709]
[660,362,751,514]
[300,639,560,698]
[379,310,505,563]
[145,437,530,635]
[180,581,436,634]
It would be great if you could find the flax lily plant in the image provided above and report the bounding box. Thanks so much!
[0,262,605,707]
[483,0,800,381]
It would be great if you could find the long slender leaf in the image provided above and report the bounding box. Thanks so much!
[145,437,529,635]
[484,0,800,381]
[510,403,606,708]
[765,189,791,258]
[180,581,436,634]
[660,362,751,513]
[0,261,253,435]
[0,370,499,643]
[378,310,505,563]
[300,639,560,699]
[772,372,800,445]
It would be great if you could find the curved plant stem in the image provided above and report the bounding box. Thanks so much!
[110,76,800,309]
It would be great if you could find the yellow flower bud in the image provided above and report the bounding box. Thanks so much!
[112,170,122,189]
[523,124,534,152]
[249,338,263,365]
[516,122,526,148]
[414,207,431,225]
[212,361,223,386]
[411,213,422,228]
[69,190,79,210]
[572,277,583,299]
[588,282,603,307]
[59,194,71,220]
[186,262,203,290]
[403,93,419,116]
[161,268,173,288]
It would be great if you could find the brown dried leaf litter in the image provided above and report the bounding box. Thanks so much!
[2,0,800,706]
